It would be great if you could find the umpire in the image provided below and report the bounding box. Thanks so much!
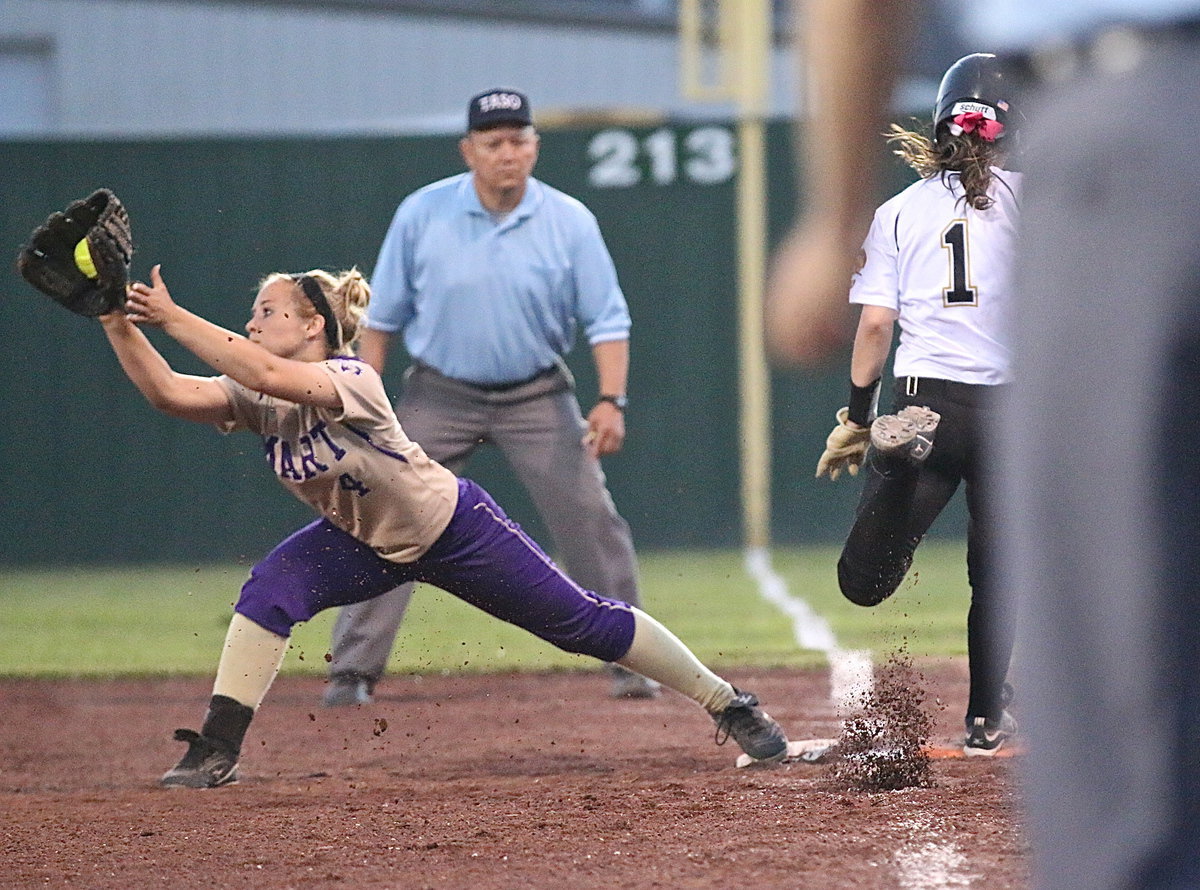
[322,87,659,705]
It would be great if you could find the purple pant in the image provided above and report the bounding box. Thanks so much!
[236,478,636,662]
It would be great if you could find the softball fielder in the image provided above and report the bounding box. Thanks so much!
[816,53,1022,756]
[97,264,788,788]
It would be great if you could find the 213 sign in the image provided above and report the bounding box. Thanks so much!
[586,126,736,188]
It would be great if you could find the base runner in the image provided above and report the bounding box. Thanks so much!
[814,53,1023,757]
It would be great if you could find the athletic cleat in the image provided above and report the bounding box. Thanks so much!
[713,689,789,763]
[963,710,1018,757]
[870,406,941,465]
[897,405,940,435]
[160,729,239,788]
[321,674,374,707]
[608,665,662,700]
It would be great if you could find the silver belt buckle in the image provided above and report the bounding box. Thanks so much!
[906,376,918,397]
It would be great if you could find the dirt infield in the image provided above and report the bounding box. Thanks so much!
[1,663,1029,889]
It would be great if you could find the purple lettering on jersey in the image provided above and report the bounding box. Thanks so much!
[338,473,371,497]
[296,434,329,480]
[276,440,303,481]
[309,421,347,461]
[262,419,402,486]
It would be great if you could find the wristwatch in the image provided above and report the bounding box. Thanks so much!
[597,394,628,411]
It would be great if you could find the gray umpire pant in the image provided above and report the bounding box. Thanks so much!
[326,361,641,682]
[996,30,1200,890]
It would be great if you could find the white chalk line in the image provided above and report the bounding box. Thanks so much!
[743,547,975,890]
[742,546,872,713]
[893,816,979,890]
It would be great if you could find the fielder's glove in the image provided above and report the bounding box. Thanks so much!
[16,188,134,317]
[815,407,870,480]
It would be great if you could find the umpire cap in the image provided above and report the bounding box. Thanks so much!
[468,88,533,131]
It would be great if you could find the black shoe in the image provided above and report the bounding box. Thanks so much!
[322,674,374,707]
[871,406,940,465]
[963,710,1018,757]
[160,729,239,788]
[712,689,788,763]
[608,665,662,700]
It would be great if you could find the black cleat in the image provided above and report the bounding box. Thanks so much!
[713,689,789,763]
[160,729,239,788]
[608,665,662,699]
[871,406,941,465]
[963,710,1018,757]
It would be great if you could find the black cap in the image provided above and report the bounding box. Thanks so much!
[467,88,533,131]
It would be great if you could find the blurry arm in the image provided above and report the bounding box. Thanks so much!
[357,327,395,375]
[585,338,629,458]
[765,0,918,366]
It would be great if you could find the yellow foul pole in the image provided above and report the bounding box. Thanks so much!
[680,0,773,549]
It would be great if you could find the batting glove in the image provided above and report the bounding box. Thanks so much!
[815,407,870,480]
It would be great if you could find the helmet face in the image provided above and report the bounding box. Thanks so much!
[933,53,1014,137]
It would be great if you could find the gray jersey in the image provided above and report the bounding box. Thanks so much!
[218,357,459,563]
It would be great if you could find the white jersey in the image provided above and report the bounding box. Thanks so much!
[850,169,1022,385]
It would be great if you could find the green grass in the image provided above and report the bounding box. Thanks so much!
[0,542,971,677]
[770,542,971,656]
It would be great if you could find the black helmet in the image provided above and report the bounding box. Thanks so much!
[933,53,1015,141]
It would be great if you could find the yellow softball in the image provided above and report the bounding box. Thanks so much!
[74,238,98,279]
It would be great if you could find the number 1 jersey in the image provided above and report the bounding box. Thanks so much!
[850,168,1022,385]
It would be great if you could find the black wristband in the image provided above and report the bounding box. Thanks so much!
[846,378,881,427]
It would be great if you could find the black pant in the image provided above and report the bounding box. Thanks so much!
[837,377,1012,720]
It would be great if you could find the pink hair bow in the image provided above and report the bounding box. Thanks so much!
[949,111,1005,142]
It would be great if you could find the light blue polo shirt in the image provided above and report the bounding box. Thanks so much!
[365,172,631,387]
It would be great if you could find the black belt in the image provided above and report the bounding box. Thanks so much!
[898,376,1006,402]
[416,361,558,393]
[900,376,964,397]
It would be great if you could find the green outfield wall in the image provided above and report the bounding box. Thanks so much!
[0,121,965,566]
